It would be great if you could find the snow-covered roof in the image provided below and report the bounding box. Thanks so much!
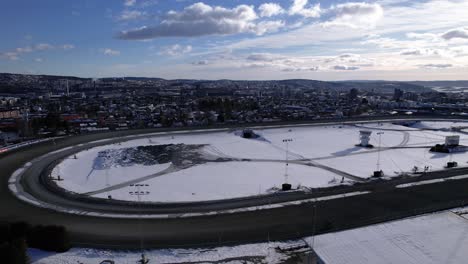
[312,212,468,264]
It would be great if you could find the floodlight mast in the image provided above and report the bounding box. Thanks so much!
[282,138,293,183]
[376,132,384,171]
[130,183,150,263]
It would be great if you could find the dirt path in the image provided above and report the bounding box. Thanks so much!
[83,164,180,196]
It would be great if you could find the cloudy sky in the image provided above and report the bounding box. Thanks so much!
[1,0,468,80]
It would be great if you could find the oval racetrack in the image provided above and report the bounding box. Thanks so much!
[4,117,468,248]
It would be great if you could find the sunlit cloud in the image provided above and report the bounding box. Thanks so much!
[103,48,121,56]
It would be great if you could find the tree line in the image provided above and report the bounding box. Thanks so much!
[0,222,70,264]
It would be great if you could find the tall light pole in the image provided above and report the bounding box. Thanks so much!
[376,132,384,176]
[282,138,293,188]
[105,168,111,199]
[312,203,317,249]
[21,105,30,140]
[130,183,150,263]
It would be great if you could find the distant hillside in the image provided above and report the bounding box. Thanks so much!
[0,72,432,94]
[409,81,468,88]
[335,81,429,93]
[0,73,89,82]
[188,79,430,93]
[277,79,429,93]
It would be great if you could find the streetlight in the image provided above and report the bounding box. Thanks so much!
[374,132,384,177]
[312,203,317,249]
[129,183,150,263]
[282,138,293,190]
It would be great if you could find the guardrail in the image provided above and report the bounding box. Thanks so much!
[0,138,59,154]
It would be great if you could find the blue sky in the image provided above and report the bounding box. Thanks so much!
[1,0,468,80]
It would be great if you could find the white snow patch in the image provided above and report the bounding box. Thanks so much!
[94,161,340,202]
[310,211,468,264]
[29,241,291,264]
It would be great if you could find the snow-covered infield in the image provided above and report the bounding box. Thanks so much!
[50,120,468,202]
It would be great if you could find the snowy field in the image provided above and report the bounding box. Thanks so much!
[29,209,468,264]
[29,241,297,264]
[51,120,468,202]
[312,211,468,264]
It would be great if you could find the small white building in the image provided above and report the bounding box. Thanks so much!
[445,135,460,146]
[359,130,372,147]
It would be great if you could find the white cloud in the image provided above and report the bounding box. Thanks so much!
[332,65,360,70]
[34,58,43,62]
[243,52,322,72]
[124,0,136,7]
[231,52,375,73]
[61,44,75,50]
[118,10,146,21]
[15,47,33,53]
[441,27,468,40]
[406,32,438,40]
[1,42,73,61]
[376,0,468,35]
[119,2,279,39]
[229,23,367,50]
[325,2,384,29]
[314,53,376,69]
[192,60,209,65]
[286,65,320,71]
[289,0,321,18]
[2,52,19,61]
[259,3,284,17]
[247,53,285,62]
[103,48,121,56]
[160,44,192,56]
[400,49,424,56]
[338,53,354,58]
[399,48,447,57]
[228,0,468,52]
[450,46,468,57]
[253,20,284,35]
[361,35,449,52]
[361,37,402,49]
[35,43,54,51]
[420,63,453,69]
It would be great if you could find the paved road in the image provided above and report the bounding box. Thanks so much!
[3,117,468,249]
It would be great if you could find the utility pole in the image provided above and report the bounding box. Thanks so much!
[282,138,293,184]
[105,168,111,199]
[376,132,384,171]
[21,105,30,140]
[130,183,150,263]
[312,203,317,249]
[373,132,384,178]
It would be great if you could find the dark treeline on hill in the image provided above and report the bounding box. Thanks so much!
[409,80,468,87]
[0,72,436,94]
[0,222,70,264]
